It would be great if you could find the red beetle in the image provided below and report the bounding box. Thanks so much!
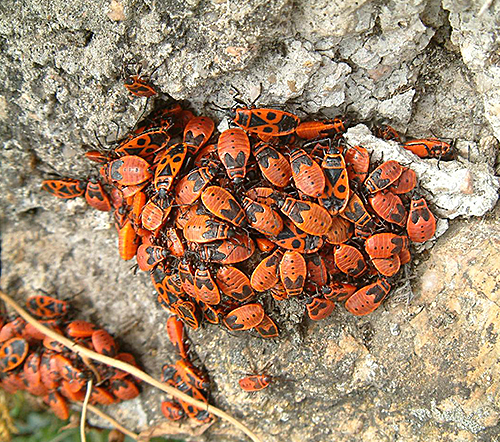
[305,297,336,320]
[107,156,152,186]
[289,148,325,198]
[161,401,185,420]
[279,251,307,297]
[239,374,273,391]
[224,303,265,331]
[253,142,292,188]
[41,179,86,199]
[364,160,403,193]
[231,107,300,136]
[254,314,279,338]
[406,197,436,243]
[218,128,251,182]
[215,266,254,302]
[166,316,190,359]
[345,278,391,316]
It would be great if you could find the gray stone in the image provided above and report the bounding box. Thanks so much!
[1,0,500,441]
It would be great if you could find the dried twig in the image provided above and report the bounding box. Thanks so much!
[73,402,139,440]
[80,379,93,442]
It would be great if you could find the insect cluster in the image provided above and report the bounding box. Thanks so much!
[160,316,213,423]
[0,294,140,419]
[41,83,443,334]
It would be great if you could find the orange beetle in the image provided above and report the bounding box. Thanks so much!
[345,278,391,316]
[279,251,307,296]
[279,196,332,236]
[201,186,247,227]
[218,128,251,183]
[253,142,292,188]
[290,148,325,198]
[250,249,283,292]
[364,160,403,193]
[406,197,436,243]
[223,303,265,331]
[215,266,254,302]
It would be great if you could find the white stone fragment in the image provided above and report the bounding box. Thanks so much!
[345,125,500,220]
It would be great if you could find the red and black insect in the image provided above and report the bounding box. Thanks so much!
[289,148,325,198]
[365,233,409,259]
[231,107,300,136]
[218,128,251,183]
[223,303,265,331]
[334,244,367,278]
[373,124,402,143]
[26,295,68,319]
[324,216,353,245]
[183,116,215,155]
[368,190,407,226]
[345,278,391,316]
[340,192,372,228]
[253,142,292,188]
[166,316,190,359]
[178,259,197,299]
[92,329,118,357]
[402,138,454,160]
[322,282,357,301]
[116,127,170,158]
[123,64,157,97]
[344,145,370,185]
[242,197,283,236]
[161,401,185,420]
[254,314,279,338]
[305,297,335,321]
[174,299,203,330]
[175,359,210,390]
[0,337,29,372]
[239,373,273,391]
[107,156,152,186]
[174,165,217,206]
[42,179,86,199]
[136,244,167,271]
[194,265,221,305]
[295,117,347,140]
[389,167,417,195]
[110,378,140,400]
[154,143,188,192]
[85,179,112,212]
[215,266,254,302]
[279,196,332,236]
[183,214,233,243]
[406,197,436,243]
[305,254,328,290]
[371,255,401,277]
[279,251,307,297]
[65,320,98,338]
[270,217,323,254]
[201,186,247,227]
[250,249,283,292]
[118,220,139,260]
[364,160,403,193]
[46,391,69,420]
[197,233,255,264]
[318,144,350,215]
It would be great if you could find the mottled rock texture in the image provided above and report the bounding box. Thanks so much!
[1,0,499,441]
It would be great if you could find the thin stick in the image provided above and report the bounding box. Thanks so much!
[80,379,93,442]
[478,0,493,16]
[74,403,139,440]
[0,290,263,442]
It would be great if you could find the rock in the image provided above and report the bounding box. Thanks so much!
[1,0,499,441]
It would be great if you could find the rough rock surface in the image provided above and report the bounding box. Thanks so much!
[1,0,499,441]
